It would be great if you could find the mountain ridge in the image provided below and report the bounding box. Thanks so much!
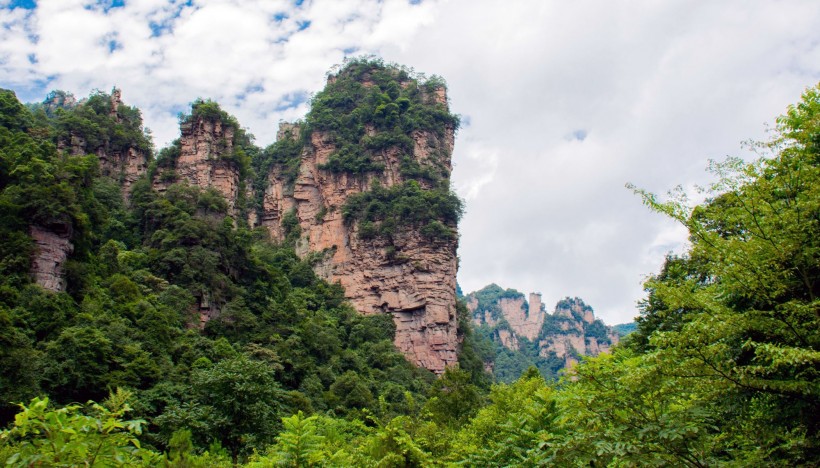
[465,283,620,381]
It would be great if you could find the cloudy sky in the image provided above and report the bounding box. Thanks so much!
[2,0,818,323]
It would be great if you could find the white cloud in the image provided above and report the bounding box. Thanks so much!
[1,0,818,324]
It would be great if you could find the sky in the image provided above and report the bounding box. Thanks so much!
[2,0,819,324]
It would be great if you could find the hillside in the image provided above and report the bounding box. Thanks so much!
[465,284,620,381]
[0,59,483,462]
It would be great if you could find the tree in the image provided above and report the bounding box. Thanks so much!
[0,390,156,467]
[188,355,284,461]
[451,368,559,466]
[423,367,482,427]
[607,82,820,465]
[263,411,324,467]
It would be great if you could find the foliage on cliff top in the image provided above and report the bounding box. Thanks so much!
[251,123,305,197]
[467,283,527,323]
[306,57,459,177]
[34,89,153,155]
[342,179,461,241]
[465,285,616,381]
[167,99,256,179]
[0,89,104,268]
[555,296,593,314]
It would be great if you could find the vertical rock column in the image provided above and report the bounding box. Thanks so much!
[154,116,242,218]
[29,224,73,292]
[259,81,461,374]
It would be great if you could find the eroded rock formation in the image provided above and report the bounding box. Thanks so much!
[147,69,461,374]
[153,116,242,217]
[57,89,149,200]
[259,93,459,373]
[29,224,73,292]
[538,298,620,367]
[467,287,619,369]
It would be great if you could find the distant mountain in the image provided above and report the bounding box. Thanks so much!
[464,284,619,382]
[612,322,637,337]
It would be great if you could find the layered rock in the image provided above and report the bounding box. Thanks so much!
[467,287,619,369]
[29,224,73,292]
[142,67,461,374]
[258,83,459,373]
[153,116,242,217]
[539,298,619,367]
[502,293,546,341]
[466,287,546,345]
[57,89,149,200]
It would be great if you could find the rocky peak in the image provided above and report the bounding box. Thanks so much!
[277,122,301,141]
[142,62,461,374]
[55,88,149,200]
[467,286,620,371]
[256,62,461,373]
[539,297,619,367]
[466,285,545,349]
[153,109,243,218]
[529,292,543,318]
[41,90,77,116]
[109,88,122,119]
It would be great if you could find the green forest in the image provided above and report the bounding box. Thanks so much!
[0,57,818,466]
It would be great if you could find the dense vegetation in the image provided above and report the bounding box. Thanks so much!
[308,58,459,176]
[1,71,818,466]
[342,180,461,241]
[0,86,462,463]
[261,57,464,243]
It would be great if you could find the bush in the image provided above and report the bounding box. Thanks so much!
[342,180,462,241]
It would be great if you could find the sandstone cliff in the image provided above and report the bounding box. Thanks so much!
[56,89,149,200]
[467,285,619,372]
[257,76,459,373]
[537,297,620,368]
[153,113,243,219]
[147,64,462,374]
[29,223,73,292]
[30,89,150,291]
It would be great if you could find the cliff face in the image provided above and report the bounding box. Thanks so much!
[29,224,73,292]
[57,89,149,199]
[538,298,620,367]
[31,89,149,291]
[467,286,619,370]
[259,85,459,373]
[147,66,461,374]
[153,116,242,218]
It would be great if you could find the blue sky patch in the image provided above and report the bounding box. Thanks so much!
[84,0,125,13]
[14,76,54,103]
[566,129,587,141]
[275,91,309,112]
[149,21,171,37]
[297,20,311,31]
[6,0,36,9]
